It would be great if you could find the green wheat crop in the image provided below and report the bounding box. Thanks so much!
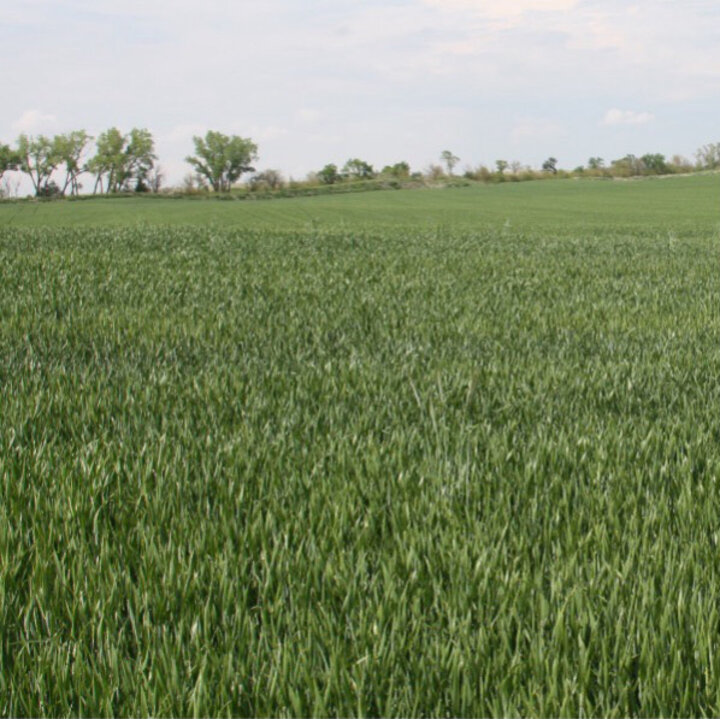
[1,190,719,715]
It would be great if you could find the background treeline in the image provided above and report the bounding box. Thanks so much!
[1,128,720,199]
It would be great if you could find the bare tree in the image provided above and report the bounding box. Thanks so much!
[147,165,165,193]
[695,143,720,169]
[250,168,284,190]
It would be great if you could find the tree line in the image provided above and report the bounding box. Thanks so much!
[1,128,720,198]
[0,129,259,198]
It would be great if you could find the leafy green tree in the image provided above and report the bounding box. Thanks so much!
[640,153,668,175]
[54,130,92,196]
[381,161,410,178]
[185,131,258,192]
[495,160,508,175]
[611,154,643,176]
[0,143,19,181]
[16,134,61,196]
[440,150,459,176]
[342,158,375,180]
[317,164,341,185]
[542,157,558,174]
[88,127,124,193]
[587,157,604,170]
[88,127,157,193]
[124,128,156,191]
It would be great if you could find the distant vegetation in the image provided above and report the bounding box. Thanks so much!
[1,127,720,199]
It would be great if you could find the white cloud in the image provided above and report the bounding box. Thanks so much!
[3,0,720,185]
[602,109,655,126]
[11,109,58,134]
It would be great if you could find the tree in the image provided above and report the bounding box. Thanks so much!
[125,128,156,192]
[342,158,375,180]
[670,154,693,173]
[495,159,508,175]
[440,150,459,176]
[0,143,19,182]
[542,157,558,174]
[249,169,284,190]
[424,164,446,182]
[54,130,92,196]
[88,127,125,193]
[146,165,165,193]
[317,163,341,185]
[381,161,410,178]
[16,134,61,196]
[87,127,156,193]
[695,143,720,170]
[611,154,643,176]
[587,157,604,170]
[640,153,668,175]
[185,131,258,192]
[181,172,206,192]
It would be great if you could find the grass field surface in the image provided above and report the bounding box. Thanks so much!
[1,175,719,715]
[1,173,718,233]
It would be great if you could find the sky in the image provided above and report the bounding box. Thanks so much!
[3,0,720,191]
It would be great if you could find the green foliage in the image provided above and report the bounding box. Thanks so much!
[695,142,720,169]
[611,154,645,177]
[542,156,558,173]
[1,177,720,715]
[87,127,125,193]
[125,128,156,192]
[87,127,156,194]
[342,158,375,179]
[0,142,19,180]
[16,134,61,196]
[54,130,92,196]
[641,153,668,175]
[317,163,341,185]
[249,169,284,191]
[440,150,459,175]
[185,131,258,192]
[381,161,411,179]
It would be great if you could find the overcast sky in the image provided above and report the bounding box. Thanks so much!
[3,0,720,189]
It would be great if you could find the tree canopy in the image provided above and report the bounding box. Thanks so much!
[342,158,375,180]
[185,132,258,192]
[16,135,62,196]
[55,130,92,196]
[87,127,156,194]
[0,143,19,181]
[440,150,459,175]
[317,163,341,185]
